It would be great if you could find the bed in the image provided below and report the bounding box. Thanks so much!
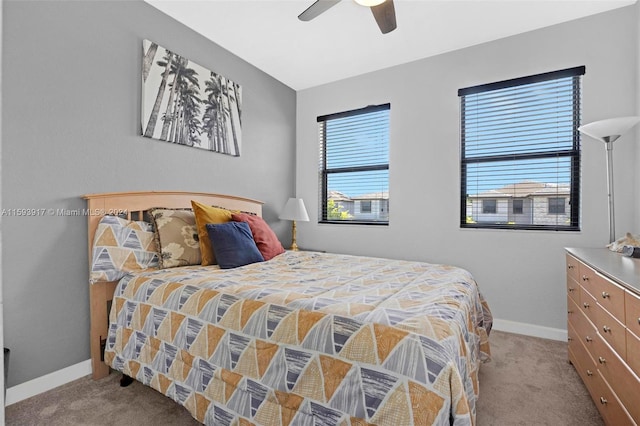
[84,191,492,426]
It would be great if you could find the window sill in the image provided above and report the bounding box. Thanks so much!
[319,220,388,226]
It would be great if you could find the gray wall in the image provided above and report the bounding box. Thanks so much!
[2,0,296,386]
[296,6,638,333]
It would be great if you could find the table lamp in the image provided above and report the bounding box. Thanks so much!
[279,198,309,251]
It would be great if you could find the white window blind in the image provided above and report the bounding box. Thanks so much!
[318,104,390,224]
[459,66,584,230]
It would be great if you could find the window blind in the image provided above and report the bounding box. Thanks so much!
[459,66,584,230]
[318,104,390,224]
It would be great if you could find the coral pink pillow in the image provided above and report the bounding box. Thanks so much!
[231,213,285,260]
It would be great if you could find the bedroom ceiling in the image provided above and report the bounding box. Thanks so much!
[145,0,636,90]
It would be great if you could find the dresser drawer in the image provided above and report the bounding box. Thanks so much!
[626,290,640,337]
[567,254,581,283]
[596,371,635,426]
[568,297,597,359]
[594,273,626,324]
[579,287,598,326]
[568,318,579,359]
[595,302,626,358]
[626,329,640,378]
[594,334,640,423]
[567,276,580,303]
[579,262,599,298]
[569,322,599,391]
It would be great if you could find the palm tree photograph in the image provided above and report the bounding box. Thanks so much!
[142,40,242,156]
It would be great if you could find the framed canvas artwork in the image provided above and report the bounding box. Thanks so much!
[142,40,242,157]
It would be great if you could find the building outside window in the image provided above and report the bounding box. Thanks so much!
[482,200,497,214]
[548,197,566,214]
[360,200,372,213]
[512,199,524,215]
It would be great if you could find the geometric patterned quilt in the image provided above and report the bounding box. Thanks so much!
[105,251,492,425]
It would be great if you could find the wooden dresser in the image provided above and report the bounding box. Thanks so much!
[566,248,640,425]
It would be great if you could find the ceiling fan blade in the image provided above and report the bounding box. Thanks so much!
[370,0,397,34]
[298,0,342,21]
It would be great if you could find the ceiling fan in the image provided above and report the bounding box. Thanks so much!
[298,0,397,34]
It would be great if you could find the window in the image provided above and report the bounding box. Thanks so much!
[482,200,497,214]
[360,200,372,213]
[549,197,566,214]
[512,199,524,215]
[459,66,584,230]
[319,104,390,224]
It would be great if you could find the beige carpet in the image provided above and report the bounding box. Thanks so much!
[476,331,602,426]
[6,331,603,425]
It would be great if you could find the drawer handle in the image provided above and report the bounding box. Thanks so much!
[585,336,593,342]
[568,310,573,315]
[600,397,608,405]
[568,287,575,292]
[598,356,606,364]
[568,337,573,342]
[601,292,610,299]
[602,325,611,333]
[586,369,593,376]
[583,302,590,309]
[568,264,575,270]
[582,275,589,282]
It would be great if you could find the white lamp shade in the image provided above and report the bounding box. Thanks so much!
[279,198,310,222]
[354,0,386,6]
[578,116,640,143]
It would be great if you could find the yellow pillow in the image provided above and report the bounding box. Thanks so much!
[191,200,233,266]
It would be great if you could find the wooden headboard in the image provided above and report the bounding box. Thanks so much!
[82,191,264,379]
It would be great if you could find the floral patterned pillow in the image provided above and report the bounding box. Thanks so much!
[148,208,201,268]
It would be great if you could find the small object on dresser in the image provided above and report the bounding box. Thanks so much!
[621,245,640,258]
[607,232,640,252]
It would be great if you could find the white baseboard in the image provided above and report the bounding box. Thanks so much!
[5,359,91,406]
[2,319,566,406]
[492,318,568,342]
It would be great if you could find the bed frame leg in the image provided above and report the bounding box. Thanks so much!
[90,281,117,380]
[120,374,134,387]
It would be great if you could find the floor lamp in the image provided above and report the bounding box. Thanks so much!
[279,198,309,251]
[578,116,640,243]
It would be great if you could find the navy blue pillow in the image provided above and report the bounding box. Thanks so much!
[206,221,265,269]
